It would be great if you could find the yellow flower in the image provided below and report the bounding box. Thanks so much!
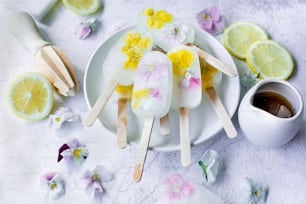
[115,84,133,95]
[199,59,218,88]
[120,31,152,69]
[143,8,172,29]
[167,49,194,76]
[132,88,150,108]
[123,50,143,69]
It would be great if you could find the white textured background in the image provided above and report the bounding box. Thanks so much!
[1,0,306,203]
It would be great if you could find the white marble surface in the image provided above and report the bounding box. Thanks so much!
[1,0,306,203]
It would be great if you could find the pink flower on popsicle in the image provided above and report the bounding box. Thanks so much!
[138,63,168,80]
[196,7,225,35]
[161,173,195,201]
[180,71,201,89]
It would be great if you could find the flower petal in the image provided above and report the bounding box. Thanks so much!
[57,143,70,162]
[210,6,221,22]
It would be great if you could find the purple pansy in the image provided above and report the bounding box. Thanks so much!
[57,139,89,166]
[41,172,65,199]
[75,18,97,39]
[79,165,113,199]
[196,7,225,35]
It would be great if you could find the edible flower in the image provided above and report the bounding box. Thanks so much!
[196,7,225,35]
[137,62,168,80]
[159,22,187,47]
[198,149,222,184]
[167,49,194,76]
[160,173,195,201]
[75,18,98,39]
[180,71,201,89]
[132,88,160,109]
[79,165,113,199]
[41,172,65,199]
[240,177,268,204]
[121,31,152,69]
[143,8,172,29]
[57,139,89,166]
[48,107,79,129]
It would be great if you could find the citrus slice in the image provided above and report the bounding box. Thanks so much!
[246,40,294,79]
[222,21,268,59]
[7,72,54,121]
[63,0,101,15]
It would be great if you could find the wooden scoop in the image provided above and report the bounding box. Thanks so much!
[9,12,78,97]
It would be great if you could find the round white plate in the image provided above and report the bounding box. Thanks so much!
[84,26,240,152]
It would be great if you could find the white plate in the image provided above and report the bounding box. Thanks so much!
[84,26,240,152]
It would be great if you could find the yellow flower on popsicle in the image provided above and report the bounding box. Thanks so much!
[167,49,194,76]
[121,31,152,69]
[143,8,173,29]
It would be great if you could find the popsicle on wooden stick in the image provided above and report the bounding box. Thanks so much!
[167,45,202,167]
[138,7,237,77]
[84,29,153,127]
[132,51,173,182]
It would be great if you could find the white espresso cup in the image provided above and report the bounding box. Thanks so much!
[238,79,304,148]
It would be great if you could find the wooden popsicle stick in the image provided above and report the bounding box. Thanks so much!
[186,43,237,78]
[84,79,118,127]
[179,107,191,167]
[117,98,128,149]
[160,113,170,135]
[206,87,237,139]
[133,117,155,182]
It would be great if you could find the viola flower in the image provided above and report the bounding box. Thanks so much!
[121,31,152,69]
[240,177,268,204]
[41,172,65,199]
[159,22,187,47]
[180,71,201,89]
[57,139,89,166]
[167,49,194,76]
[137,62,168,80]
[132,88,160,109]
[160,173,195,201]
[143,8,172,29]
[48,107,79,129]
[75,18,98,39]
[196,7,225,35]
[79,165,113,199]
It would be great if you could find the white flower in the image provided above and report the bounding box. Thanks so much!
[41,172,65,199]
[240,177,268,204]
[198,149,222,184]
[49,107,79,129]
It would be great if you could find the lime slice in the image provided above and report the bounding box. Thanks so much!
[63,0,101,15]
[7,72,54,121]
[246,40,294,79]
[222,21,268,59]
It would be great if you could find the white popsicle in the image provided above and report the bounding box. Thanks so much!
[139,7,237,77]
[84,29,153,127]
[167,45,202,167]
[132,51,173,182]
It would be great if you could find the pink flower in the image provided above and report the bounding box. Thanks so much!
[41,172,65,199]
[161,173,195,201]
[75,18,97,39]
[196,7,225,35]
[78,165,113,199]
[180,71,201,89]
[137,62,168,81]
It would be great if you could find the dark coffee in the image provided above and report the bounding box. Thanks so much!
[253,91,295,118]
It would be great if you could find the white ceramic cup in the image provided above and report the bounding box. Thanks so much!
[238,79,304,148]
